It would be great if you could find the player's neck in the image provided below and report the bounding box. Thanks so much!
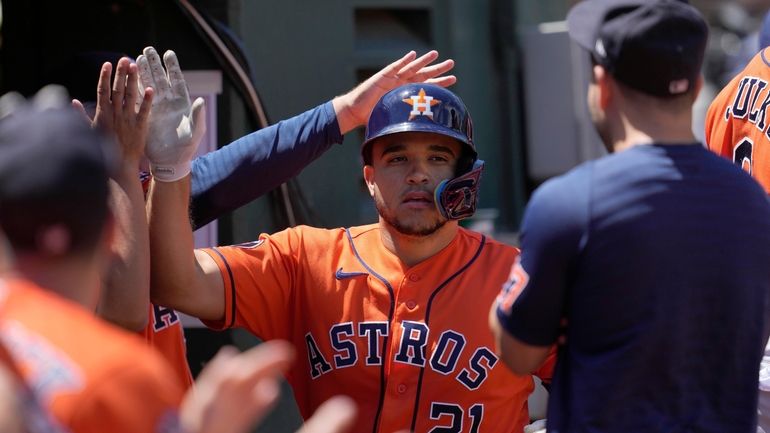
[610,109,696,152]
[378,220,459,267]
[12,253,101,310]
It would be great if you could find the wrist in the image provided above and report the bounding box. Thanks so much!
[332,93,360,135]
[150,160,192,182]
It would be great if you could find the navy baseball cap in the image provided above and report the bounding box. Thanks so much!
[0,100,117,254]
[567,0,708,97]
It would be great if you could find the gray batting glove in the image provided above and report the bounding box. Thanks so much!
[138,46,206,182]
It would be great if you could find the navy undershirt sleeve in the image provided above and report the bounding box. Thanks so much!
[497,164,590,346]
[189,101,343,229]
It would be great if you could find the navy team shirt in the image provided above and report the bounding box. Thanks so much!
[497,143,770,433]
[189,101,342,229]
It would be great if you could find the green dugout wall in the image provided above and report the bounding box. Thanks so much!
[222,0,569,243]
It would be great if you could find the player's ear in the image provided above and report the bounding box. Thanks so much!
[594,65,612,110]
[363,165,376,197]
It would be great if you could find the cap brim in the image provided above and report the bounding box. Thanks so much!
[567,0,654,51]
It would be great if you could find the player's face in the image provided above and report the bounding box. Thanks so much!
[364,132,461,237]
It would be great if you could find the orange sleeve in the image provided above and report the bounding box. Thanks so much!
[67,356,183,433]
[199,228,299,341]
[533,345,558,386]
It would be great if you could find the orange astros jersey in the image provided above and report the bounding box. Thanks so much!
[706,48,770,192]
[142,303,194,389]
[0,277,184,433]
[201,224,554,433]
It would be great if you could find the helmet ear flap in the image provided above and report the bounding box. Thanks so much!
[435,160,485,221]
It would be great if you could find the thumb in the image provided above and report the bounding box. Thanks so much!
[71,99,93,125]
[190,97,207,139]
[191,97,206,125]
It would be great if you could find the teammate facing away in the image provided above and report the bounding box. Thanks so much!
[490,1,770,432]
[0,102,186,433]
[704,11,770,433]
[148,83,554,433]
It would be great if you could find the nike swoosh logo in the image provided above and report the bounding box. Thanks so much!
[335,268,367,280]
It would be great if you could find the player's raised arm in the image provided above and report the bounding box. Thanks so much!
[141,46,224,320]
[189,50,455,229]
[73,57,155,331]
[332,50,455,135]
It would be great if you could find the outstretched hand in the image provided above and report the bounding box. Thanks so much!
[180,341,357,433]
[138,46,206,182]
[334,50,456,134]
[72,57,154,166]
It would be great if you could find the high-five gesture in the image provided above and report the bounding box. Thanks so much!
[72,58,154,166]
[138,46,206,182]
[333,50,456,134]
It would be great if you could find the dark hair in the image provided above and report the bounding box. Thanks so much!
[0,190,110,255]
[0,106,115,256]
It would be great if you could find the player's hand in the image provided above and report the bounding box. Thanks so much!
[333,50,456,134]
[524,419,547,433]
[72,58,154,166]
[295,396,357,433]
[180,341,294,433]
[138,46,205,182]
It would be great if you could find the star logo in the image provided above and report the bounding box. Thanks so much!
[403,88,440,120]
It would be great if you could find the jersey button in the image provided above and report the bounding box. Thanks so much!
[397,384,407,394]
[406,300,417,310]
[408,273,421,282]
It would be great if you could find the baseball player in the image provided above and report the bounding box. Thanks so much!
[71,53,196,389]
[704,11,770,433]
[0,102,186,433]
[147,81,554,433]
[491,1,770,432]
[74,45,459,392]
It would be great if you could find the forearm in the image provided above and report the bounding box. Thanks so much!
[99,164,150,331]
[147,176,196,310]
[189,101,342,228]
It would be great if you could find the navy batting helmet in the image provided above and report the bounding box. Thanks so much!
[362,83,484,221]
[362,83,475,163]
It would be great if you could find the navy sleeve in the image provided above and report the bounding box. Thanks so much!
[496,164,590,346]
[189,101,343,229]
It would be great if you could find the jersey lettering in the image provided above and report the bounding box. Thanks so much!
[305,332,332,379]
[734,137,754,174]
[330,322,357,369]
[152,305,179,332]
[457,348,498,390]
[428,402,484,433]
[306,322,496,390]
[429,402,464,433]
[755,91,770,132]
[429,331,466,375]
[359,322,388,366]
[749,80,769,122]
[394,321,429,366]
[731,77,759,119]
[725,76,770,138]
